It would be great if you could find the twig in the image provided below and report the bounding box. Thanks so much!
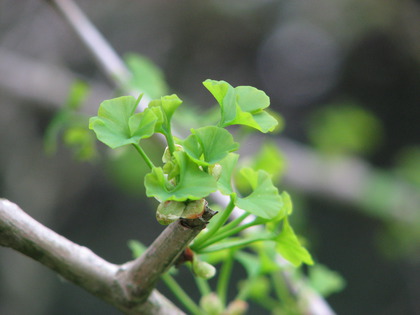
[119,207,216,301]
[46,0,130,87]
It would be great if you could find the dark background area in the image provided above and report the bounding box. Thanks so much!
[0,0,419,314]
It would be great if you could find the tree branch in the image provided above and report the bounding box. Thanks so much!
[119,206,216,303]
[46,0,131,87]
[0,198,215,314]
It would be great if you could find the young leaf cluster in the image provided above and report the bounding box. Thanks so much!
[90,79,315,314]
[89,79,281,218]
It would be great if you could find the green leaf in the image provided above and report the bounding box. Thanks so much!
[63,126,96,160]
[265,191,292,232]
[235,168,283,219]
[65,80,90,110]
[234,86,270,112]
[145,151,217,201]
[183,126,239,166]
[308,264,346,297]
[148,94,183,133]
[281,191,293,216]
[203,79,278,133]
[89,96,157,149]
[308,103,383,155]
[202,79,234,111]
[161,94,183,121]
[44,80,90,155]
[252,142,286,183]
[217,153,239,195]
[230,110,278,133]
[125,53,169,99]
[275,218,314,267]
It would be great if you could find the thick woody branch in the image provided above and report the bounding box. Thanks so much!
[0,198,212,314]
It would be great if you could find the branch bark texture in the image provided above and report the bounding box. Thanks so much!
[0,198,215,314]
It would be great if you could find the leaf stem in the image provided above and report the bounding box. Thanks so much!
[235,275,257,301]
[217,249,234,306]
[217,212,250,234]
[197,220,259,250]
[195,276,212,296]
[162,273,202,315]
[164,124,176,155]
[132,143,155,169]
[197,235,275,254]
[271,272,294,306]
[191,197,235,250]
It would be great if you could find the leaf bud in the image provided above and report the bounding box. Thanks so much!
[156,200,186,225]
[223,300,248,315]
[181,199,207,219]
[162,144,184,163]
[192,258,216,279]
[199,293,224,315]
[209,163,223,181]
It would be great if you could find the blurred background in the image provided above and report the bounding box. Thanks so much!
[0,0,419,314]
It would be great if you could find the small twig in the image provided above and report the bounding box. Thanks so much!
[46,0,131,87]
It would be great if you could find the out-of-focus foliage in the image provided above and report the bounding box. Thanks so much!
[125,53,169,99]
[307,102,383,156]
[44,80,97,160]
[394,146,420,187]
[308,264,346,297]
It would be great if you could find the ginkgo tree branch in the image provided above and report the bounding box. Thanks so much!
[0,198,214,314]
[46,0,131,87]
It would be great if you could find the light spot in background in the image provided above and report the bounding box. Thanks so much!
[257,21,341,107]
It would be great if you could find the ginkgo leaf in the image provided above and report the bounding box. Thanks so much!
[148,94,182,134]
[234,86,269,112]
[183,126,239,166]
[161,94,183,121]
[252,142,286,183]
[266,191,291,232]
[89,95,157,148]
[230,109,278,133]
[217,153,239,195]
[125,53,169,99]
[276,217,314,267]
[145,151,217,201]
[235,168,283,219]
[203,79,278,133]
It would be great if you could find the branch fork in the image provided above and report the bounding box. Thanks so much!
[0,198,215,314]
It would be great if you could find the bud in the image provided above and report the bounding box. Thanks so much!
[181,199,206,219]
[192,259,216,279]
[163,160,180,180]
[210,163,223,181]
[200,293,223,315]
[162,146,171,163]
[156,200,186,225]
[162,144,183,163]
[223,300,248,315]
